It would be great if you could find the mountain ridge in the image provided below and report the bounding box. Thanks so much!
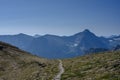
[0,29,119,58]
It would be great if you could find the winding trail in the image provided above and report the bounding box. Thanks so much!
[53,60,64,80]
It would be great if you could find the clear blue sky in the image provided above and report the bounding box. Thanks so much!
[0,0,120,36]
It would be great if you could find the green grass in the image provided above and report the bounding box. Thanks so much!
[62,51,120,80]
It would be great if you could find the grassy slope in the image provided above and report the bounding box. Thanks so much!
[62,51,120,80]
[0,42,59,80]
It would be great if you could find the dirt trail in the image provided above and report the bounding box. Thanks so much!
[53,60,64,80]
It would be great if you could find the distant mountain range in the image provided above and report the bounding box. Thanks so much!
[0,29,119,58]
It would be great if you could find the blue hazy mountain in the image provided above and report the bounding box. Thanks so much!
[0,29,118,58]
[0,33,34,50]
[108,35,120,48]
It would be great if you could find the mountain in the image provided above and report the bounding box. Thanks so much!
[0,33,34,51]
[25,29,110,58]
[85,48,109,54]
[113,45,120,51]
[34,34,41,38]
[68,29,109,52]
[108,35,120,48]
[27,35,70,58]
[0,29,118,58]
[62,51,120,80]
[0,41,58,80]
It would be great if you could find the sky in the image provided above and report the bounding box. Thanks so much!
[0,0,120,36]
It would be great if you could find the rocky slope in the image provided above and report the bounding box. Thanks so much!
[0,41,58,80]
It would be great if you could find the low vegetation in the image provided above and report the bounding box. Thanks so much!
[62,51,120,80]
[0,41,120,80]
[0,42,59,80]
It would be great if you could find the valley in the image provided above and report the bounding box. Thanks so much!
[0,41,119,80]
[0,0,120,80]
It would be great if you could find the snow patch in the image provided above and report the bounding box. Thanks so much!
[73,43,78,47]
[109,40,113,42]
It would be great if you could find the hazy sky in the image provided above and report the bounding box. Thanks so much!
[0,0,120,36]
